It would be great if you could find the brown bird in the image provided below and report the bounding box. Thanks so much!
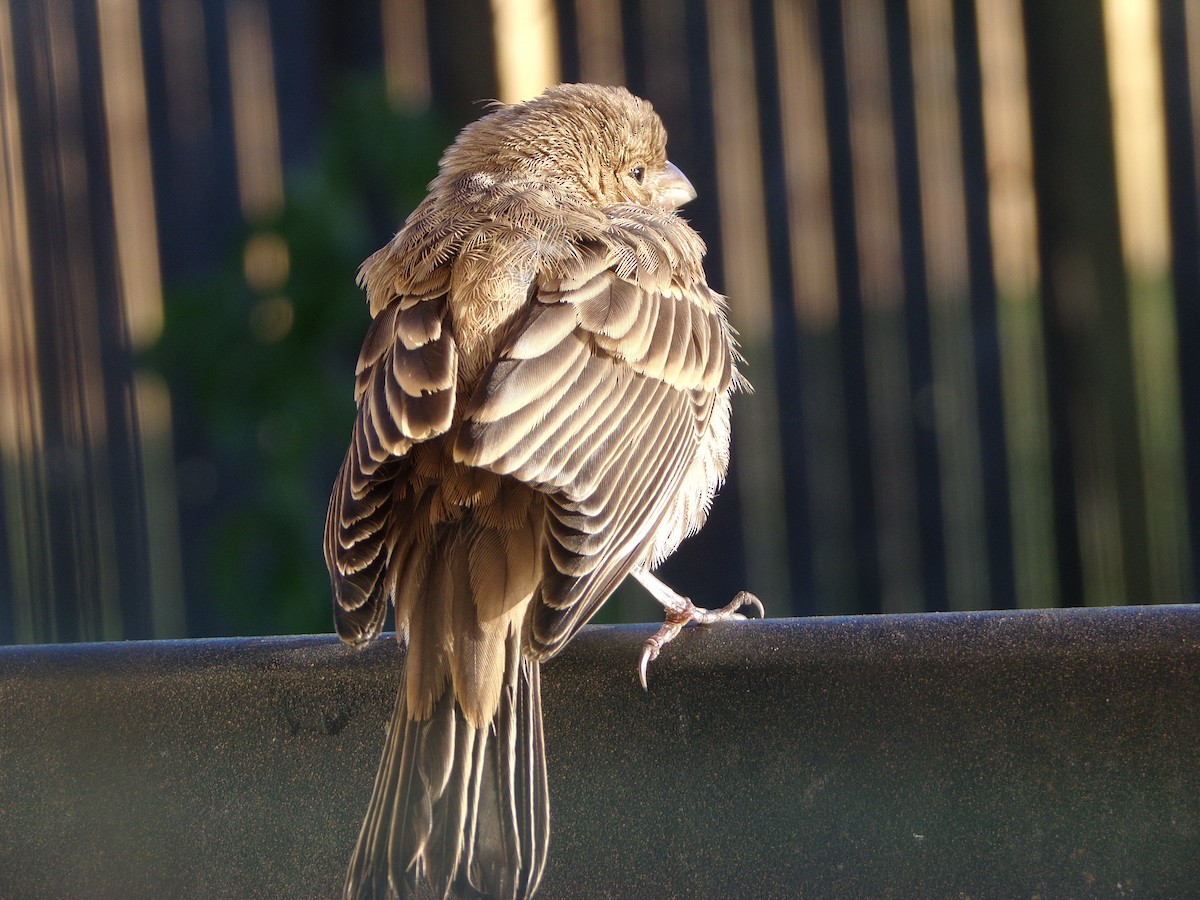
[325,83,760,899]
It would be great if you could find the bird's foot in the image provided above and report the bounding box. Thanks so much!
[631,570,763,689]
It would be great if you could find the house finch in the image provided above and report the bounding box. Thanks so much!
[325,83,760,899]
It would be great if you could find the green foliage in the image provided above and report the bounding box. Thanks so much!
[151,78,451,636]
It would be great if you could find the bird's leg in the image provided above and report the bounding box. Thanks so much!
[631,569,764,689]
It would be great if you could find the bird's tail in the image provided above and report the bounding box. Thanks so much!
[343,625,549,900]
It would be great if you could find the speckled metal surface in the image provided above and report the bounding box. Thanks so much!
[0,606,1197,898]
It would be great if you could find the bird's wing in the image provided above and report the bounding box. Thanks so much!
[454,210,733,659]
[324,267,457,644]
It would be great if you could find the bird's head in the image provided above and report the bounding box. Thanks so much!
[440,83,697,212]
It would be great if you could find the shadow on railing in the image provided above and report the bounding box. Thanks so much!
[1,605,1197,897]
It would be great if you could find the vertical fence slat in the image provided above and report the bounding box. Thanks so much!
[773,0,857,614]
[1103,0,1193,604]
[382,0,432,110]
[842,0,925,613]
[974,0,1059,609]
[706,0,792,607]
[0,0,53,642]
[1025,1,1155,608]
[909,0,990,611]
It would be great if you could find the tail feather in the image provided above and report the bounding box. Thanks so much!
[344,629,549,899]
[513,662,548,899]
[463,642,548,899]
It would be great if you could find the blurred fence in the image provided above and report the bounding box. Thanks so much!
[1,0,1197,642]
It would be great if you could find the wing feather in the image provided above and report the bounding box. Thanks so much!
[640,289,678,375]
[453,215,735,658]
[467,334,586,428]
[326,288,459,645]
[506,302,580,360]
[482,347,609,482]
[531,404,695,649]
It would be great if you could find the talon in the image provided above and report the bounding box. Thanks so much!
[733,591,765,620]
[638,643,657,690]
[635,589,763,688]
[638,613,686,689]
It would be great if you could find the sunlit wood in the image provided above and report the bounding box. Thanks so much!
[976,0,1039,298]
[1024,3,1138,608]
[774,0,837,329]
[707,0,791,605]
[383,0,431,110]
[97,0,163,350]
[1103,0,1192,602]
[843,0,923,613]
[909,0,989,610]
[773,0,856,612]
[1188,1,1200,197]
[491,0,560,103]
[45,1,124,640]
[98,0,187,636]
[0,0,50,642]
[975,0,1058,608]
[1104,1,1170,273]
[227,0,283,219]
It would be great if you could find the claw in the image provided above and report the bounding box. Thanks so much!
[637,590,763,689]
[734,591,765,620]
[638,643,656,691]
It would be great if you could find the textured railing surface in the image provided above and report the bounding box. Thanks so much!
[1,605,1197,898]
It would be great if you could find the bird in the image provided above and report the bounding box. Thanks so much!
[324,82,761,899]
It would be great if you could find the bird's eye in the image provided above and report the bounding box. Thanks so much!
[630,166,646,184]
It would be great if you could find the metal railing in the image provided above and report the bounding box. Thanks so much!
[2,604,1196,897]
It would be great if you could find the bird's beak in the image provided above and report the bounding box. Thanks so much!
[657,161,697,209]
